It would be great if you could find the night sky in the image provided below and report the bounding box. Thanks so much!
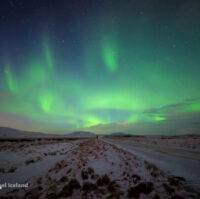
[0,0,200,134]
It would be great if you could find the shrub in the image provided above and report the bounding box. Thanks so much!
[96,174,110,186]
[168,176,185,186]
[82,182,97,192]
[163,183,175,194]
[59,176,68,182]
[132,174,141,184]
[128,182,154,198]
[59,178,80,197]
[107,181,121,193]
[81,169,88,180]
[88,167,94,175]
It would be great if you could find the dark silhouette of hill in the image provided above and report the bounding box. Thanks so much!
[68,131,96,137]
[0,127,45,137]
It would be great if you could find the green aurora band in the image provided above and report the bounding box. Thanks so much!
[0,1,200,133]
[1,31,200,132]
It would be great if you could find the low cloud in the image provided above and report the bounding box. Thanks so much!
[144,102,190,114]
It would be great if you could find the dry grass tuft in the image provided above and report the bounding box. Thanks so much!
[128,182,154,198]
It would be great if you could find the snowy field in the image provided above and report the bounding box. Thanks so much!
[0,137,200,198]
[103,136,200,182]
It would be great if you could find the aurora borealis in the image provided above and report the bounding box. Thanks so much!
[0,0,200,134]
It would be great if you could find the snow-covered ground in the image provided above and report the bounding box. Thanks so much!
[1,138,199,198]
[107,135,200,152]
[103,136,200,182]
[0,138,87,194]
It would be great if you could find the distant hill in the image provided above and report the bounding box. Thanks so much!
[110,132,132,137]
[0,127,46,138]
[68,131,96,137]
